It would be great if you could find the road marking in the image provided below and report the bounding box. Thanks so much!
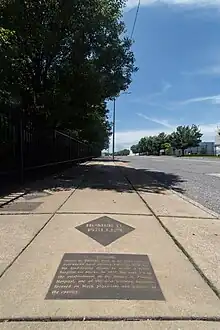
[180,158,220,164]
[207,173,220,178]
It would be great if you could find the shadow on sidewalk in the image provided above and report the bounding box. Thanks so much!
[0,162,82,198]
[96,157,130,164]
[28,161,185,195]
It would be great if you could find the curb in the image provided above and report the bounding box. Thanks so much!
[116,162,220,299]
[171,189,220,219]
[116,162,220,220]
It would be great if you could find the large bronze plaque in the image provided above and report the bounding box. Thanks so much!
[46,253,165,300]
[75,216,135,246]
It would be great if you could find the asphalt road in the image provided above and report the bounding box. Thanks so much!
[121,156,220,215]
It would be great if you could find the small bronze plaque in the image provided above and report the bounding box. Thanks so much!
[75,216,135,246]
[46,253,165,300]
[0,202,43,211]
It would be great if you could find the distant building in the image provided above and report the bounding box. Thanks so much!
[175,142,215,156]
[215,127,220,155]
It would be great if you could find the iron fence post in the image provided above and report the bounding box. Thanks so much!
[69,132,71,160]
[19,116,24,183]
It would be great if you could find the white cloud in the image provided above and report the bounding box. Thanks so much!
[136,113,174,128]
[132,98,174,111]
[183,65,220,76]
[113,128,173,150]
[147,81,172,100]
[162,81,172,92]
[109,123,219,150]
[200,66,220,75]
[126,0,220,9]
[130,81,172,111]
[176,94,220,105]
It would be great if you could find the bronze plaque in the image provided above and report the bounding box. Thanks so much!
[45,253,165,300]
[75,216,135,246]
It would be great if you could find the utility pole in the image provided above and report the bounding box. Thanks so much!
[112,92,131,161]
[112,98,116,161]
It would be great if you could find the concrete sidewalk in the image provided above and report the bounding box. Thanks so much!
[0,160,219,329]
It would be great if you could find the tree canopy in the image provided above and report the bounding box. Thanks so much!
[131,144,139,154]
[170,125,203,155]
[132,125,203,156]
[115,148,130,156]
[137,133,170,156]
[0,0,137,150]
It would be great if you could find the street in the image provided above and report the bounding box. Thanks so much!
[123,156,220,215]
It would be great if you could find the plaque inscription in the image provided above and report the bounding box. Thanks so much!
[46,253,165,300]
[76,216,135,246]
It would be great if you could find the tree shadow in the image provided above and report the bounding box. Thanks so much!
[0,158,133,198]
[97,157,130,163]
[25,161,185,195]
[0,161,81,198]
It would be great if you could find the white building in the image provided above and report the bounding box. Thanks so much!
[215,127,220,155]
[175,142,215,156]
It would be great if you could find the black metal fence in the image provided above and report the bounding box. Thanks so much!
[0,112,94,180]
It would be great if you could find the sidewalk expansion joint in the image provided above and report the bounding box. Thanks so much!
[0,175,86,280]
[0,316,220,323]
[0,212,53,216]
[119,168,220,300]
[56,211,153,217]
[158,215,217,220]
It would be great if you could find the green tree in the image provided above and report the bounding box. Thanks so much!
[162,142,172,155]
[131,144,139,155]
[137,136,154,155]
[136,133,169,156]
[170,125,203,156]
[115,149,130,156]
[152,132,168,155]
[138,137,148,154]
[146,136,156,155]
[0,0,136,151]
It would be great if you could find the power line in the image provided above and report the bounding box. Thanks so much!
[130,0,141,39]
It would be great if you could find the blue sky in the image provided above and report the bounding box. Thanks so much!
[110,0,220,150]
